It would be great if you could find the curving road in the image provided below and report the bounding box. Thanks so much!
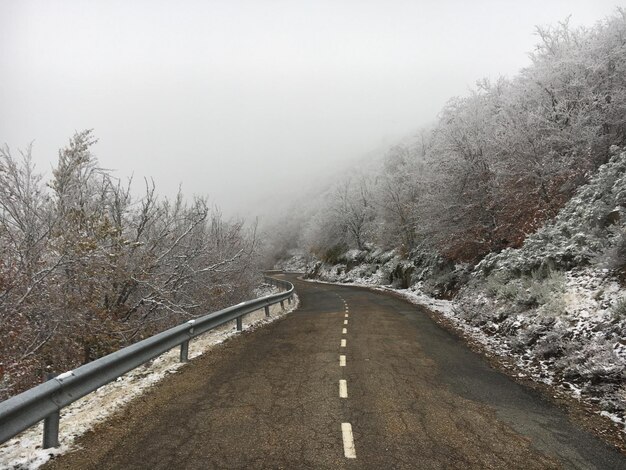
[46,274,626,469]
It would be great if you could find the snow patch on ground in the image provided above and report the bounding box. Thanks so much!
[0,289,299,470]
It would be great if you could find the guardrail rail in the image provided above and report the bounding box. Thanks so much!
[0,275,294,448]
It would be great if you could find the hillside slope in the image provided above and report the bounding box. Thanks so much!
[457,147,626,429]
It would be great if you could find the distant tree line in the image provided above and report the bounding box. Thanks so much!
[0,130,259,398]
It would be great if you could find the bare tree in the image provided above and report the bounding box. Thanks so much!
[0,131,261,398]
[331,176,374,251]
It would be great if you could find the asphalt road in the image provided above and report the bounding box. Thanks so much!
[46,274,626,469]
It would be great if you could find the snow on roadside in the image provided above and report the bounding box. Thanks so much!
[0,289,299,470]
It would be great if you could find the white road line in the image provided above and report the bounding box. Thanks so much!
[344,319,348,325]
[341,339,346,347]
[342,328,347,334]
[339,379,348,398]
[340,355,346,366]
[341,423,357,458]
[345,313,349,317]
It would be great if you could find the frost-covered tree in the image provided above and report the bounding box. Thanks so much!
[373,141,427,252]
[0,131,260,398]
[271,9,626,265]
[330,176,374,251]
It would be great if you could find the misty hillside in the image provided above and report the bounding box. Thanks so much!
[458,148,626,418]
[268,11,626,430]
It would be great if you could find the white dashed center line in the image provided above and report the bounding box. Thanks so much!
[335,294,355,459]
[341,423,357,458]
[339,379,348,398]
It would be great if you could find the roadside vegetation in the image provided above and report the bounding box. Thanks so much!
[266,10,626,433]
[0,130,260,399]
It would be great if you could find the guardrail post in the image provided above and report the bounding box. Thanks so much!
[236,316,243,331]
[264,305,270,317]
[43,374,60,449]
[180,340,189,362]
[288,296,292,304]
[280,300,285,309]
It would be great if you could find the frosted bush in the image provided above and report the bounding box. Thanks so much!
[541,292,568,318]
[613,297,626,319]
[559,341,625,386]
[521,270,566,308]
[484,269,566,309]
[534,325,569,360]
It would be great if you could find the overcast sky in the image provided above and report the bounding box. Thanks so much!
[0,0,621,217]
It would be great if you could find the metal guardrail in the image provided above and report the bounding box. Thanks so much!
[0,276,294,448]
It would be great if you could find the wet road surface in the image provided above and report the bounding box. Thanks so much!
[46,274,626,469]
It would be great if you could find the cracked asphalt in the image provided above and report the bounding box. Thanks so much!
[45,274,626,469]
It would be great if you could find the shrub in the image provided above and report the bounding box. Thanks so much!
[483,268,565,310]
[422,268,469,299]
[519,270,566,308]
[321,243,348,264]
[534,329,568,359]
[484,271,512,298]
[612,229,626,284]
[612,297,626,319]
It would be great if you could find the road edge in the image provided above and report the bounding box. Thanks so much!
[299,276,626,455]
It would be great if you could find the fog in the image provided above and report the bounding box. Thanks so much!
[0,0,619,218]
